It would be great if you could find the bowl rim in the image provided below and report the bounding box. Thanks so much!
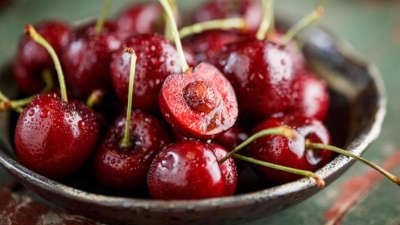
[0,26,386,211]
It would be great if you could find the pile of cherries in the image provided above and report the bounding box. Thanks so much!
[1,0,398,200]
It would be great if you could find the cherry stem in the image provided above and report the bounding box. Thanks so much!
[280,5,324,45]
[120,48,137,149]
[306,140,400,186]
[233,153,325,188]
[219,126,296,164]
[267,0,276,39]
[164,0,177,41]
[0,69,53,113]
[94,0,112,35]
[256,0,273,40]
[25,24,68,102]
[86,89,105,108]
[159,0,189,73]
[179,18,247,39]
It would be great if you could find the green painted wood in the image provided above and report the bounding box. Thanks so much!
[0,0,399,224]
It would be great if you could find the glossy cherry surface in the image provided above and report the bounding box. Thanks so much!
[14,21,72,94]
[246,114,331,184]
[192,0,262,34]
[110,33,194,112]
[183,30,246,64]
[159,62,238,138]
[61,29,122,99]
[14,93,100,179]
[216,38,297,119]
[147,141,237,200]
[290,72,329,120]
[215,124,248,150]
[116,3,162,39]
[93,111,170,191]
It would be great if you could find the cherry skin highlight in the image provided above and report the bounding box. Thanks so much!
[13,21,72,94]
[61,29,122,99]
[110,33,194,112]
[290,72,329,120]
[147,141,237,200]
[246,114,331,184]
[116,3,162,39]
[14,93,100,179]
[159,62,238,139]
[216,38,297,120]
[93,111,170,191]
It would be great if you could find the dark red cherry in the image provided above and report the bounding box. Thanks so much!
[61,31,122,99]
[192,0,262,34]
[93,111,170,191]
[13,21,72,94]
[272,32,307,74]
[290,72,329,120]
[246,114,331,184]
[215,124,248,150]
[183,30,247,64]
[110,33,194,112]
[14,93,100,179]
[147,141,237,199]
[159,62,238,138]
[216,38,297,119]
[116,3,162,39]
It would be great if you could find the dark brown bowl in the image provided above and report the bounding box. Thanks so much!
[0,25,386,225]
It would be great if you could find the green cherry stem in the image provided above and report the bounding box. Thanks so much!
[179,18,247,39]
[219,126,295,164]
[306,140,400,186]
[233,153,325,188]
[0,69,54,113]
[25,24,68,102]
[280,5,324,45]
[159,0,189,73]
[120,48,137,149]
[86,89,105,108]
[94,0,112,35]
[164,0,177,41]
[256,0,273,40]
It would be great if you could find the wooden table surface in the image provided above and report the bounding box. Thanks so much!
[0,0,399,224]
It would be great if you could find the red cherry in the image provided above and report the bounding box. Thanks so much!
[215,124,249,150]
[93,112,170,191]
[14,93,100,179]
[116,3,162,38]
[290,72,329,120]
[110,33,193,112]
[75,20,118,37]
[61,32,122,99]
[183,30,247,64]
[159,62,238,138]
[13,21,72,94]
[216,38,297,119]
[192,0,262,34]
[147,141,237,200]
[272,32,307,74]
[246,114,331,184]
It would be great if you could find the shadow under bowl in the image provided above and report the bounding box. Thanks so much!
[0,26,386,225]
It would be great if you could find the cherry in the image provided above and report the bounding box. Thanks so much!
[183,30,247,64]
[216,38,297,119]
[14,25,100,179]
[93,49,170,191]
[110,33,193,112]
[147,141,237,200]
[245,114,331,184]
[116,3,162,38]
[158,0,238,138]
[192,0,262,34]
[62,0,121,99]
[290,72,329,120]
[13,21,72,95]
